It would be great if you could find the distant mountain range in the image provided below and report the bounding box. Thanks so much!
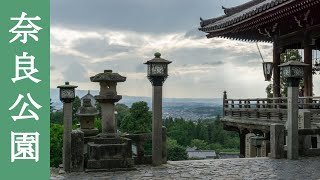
[51,89,223,121]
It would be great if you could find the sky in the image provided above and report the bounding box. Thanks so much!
[50,0,320,99]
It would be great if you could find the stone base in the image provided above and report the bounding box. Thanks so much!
[86,136,133,170]
[85,167,136,172]
[80,128,99,137]
[134,155,152,165]
[87,159,134,169]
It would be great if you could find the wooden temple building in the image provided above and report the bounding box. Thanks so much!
[199,0,320,158]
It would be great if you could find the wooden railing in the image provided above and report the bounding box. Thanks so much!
[222,91,320,124]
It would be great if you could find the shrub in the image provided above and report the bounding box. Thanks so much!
[50,124,63,167]
[167,138,188,161]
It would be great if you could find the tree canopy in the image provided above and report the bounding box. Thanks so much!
[120,101,152,133]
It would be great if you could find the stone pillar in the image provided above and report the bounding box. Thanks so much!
[261,140,270,157]
[101,103,116,134]
[152,85,162,166]
[63,102,72,172]
[273,42,281,97]
[287,85,299,159]
[317,135,320,148]
[270,124,285,159]
[162,126,167,164]
[299,110,311,155]
[71,130,84,172]
[137,141,145,157]
[245,133,256,158]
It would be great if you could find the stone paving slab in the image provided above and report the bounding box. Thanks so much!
[51,157,320,180]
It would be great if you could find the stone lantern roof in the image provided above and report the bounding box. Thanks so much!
[76,98,99,117]
[90,70,126,83]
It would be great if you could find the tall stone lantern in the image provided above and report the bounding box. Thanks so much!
[90,70,126,136]
[57,82,78,172]
[279,57,307,159]
[86,70,133,170]
[76,98,99,137]
[144,52,172,166]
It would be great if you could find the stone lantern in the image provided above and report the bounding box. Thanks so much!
[263,62,273,81]
[57,81,78,172]
[76,98,99,137]
[279,56,308,160]
[86,70,133,170]
[90,69,126,136]
[144,52,171,166]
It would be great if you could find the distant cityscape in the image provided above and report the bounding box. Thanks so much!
[51,89,223,121]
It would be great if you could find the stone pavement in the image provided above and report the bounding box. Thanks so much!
[51,157,320,180]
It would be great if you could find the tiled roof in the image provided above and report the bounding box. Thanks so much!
[187,150,216,159]
[199,0,292,32]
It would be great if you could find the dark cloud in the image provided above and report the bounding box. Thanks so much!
[202,61,224,66]
[51,0,248,33]
[72,37,133,58]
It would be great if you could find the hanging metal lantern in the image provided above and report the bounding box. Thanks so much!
[315,60,320,71]
[262,62,273,81]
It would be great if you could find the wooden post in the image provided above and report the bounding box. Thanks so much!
[239,130,246,158]
[273,41,281,97]
[304,45,312,97]
[270,124,285,159]
[223,91,227,117]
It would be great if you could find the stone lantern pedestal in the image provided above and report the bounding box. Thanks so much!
[85,70,134,171]
[76,98,99,137]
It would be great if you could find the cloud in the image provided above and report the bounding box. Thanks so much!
[50,25,275,98]
[62,62,89,82]
[72,37,134,58]
[50,0,299,98]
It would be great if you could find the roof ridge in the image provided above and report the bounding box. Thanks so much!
[223,0,267,16]
[200,0,266,27]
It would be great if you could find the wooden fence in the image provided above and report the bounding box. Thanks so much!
[222,93,320,124]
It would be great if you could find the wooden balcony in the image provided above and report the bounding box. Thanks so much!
[222,95,320,133]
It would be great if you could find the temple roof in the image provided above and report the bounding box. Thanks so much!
[200,0,268,28]
[198,0,320,43]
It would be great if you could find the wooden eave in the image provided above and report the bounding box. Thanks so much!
[199,0,320,43]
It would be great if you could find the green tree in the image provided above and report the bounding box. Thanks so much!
[190,139,209,150]
[266,49,303,97]
[72,96,81,121]
[167,138,188,161]
[120,101,152,133]
[50,98,55,113]
[50,124,63,167]
[50,111,63,124]
[115,103,129,129]
[95,102,101,119]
